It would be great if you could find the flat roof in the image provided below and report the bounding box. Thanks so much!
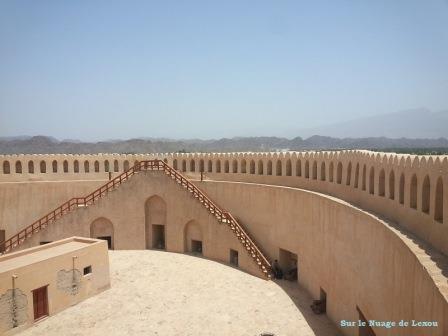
[0,237,100,274]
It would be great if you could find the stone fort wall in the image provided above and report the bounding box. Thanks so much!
[1,151,448,335]
[1,168,447,335]
[1,150,447,256]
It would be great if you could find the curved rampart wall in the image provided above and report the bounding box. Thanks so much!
[198,180,448,336]
[4,172,447,335]
[0,151,447,256]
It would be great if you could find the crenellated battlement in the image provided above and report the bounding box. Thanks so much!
[1,150,448,175]
[1,150,447,257]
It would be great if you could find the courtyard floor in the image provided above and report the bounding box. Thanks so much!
[20,250,340,336]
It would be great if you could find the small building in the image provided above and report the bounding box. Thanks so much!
[0,237,110,335]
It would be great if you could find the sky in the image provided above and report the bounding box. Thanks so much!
[0,1,447,141]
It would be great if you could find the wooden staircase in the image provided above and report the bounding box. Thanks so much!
[0,160,272,278]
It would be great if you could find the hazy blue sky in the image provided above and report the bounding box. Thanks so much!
[1,1,447,140]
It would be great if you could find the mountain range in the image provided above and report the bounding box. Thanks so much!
[0,135,447,154]
[295,109,448,138]
[1,109,448,154]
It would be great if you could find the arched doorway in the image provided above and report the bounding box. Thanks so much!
[183,220,203,254]
[145,195,167,250]
[90,217,114,249]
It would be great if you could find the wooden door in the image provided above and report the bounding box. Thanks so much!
[32,286,49,320]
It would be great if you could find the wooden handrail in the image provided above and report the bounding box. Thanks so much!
[0,159,272,277]
[156,160,271,275]
[0,161,142,253]
[224,212,271,269]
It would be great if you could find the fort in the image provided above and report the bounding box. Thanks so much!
[0,150,447,335]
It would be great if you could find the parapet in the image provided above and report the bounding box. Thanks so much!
[0,150,446,256]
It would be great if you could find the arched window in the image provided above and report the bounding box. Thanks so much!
[329,162,334,182]
[354,163,359,188]
[346,162,352,186]
[28,161,34,174]
[40,160,46,173]
[250,160,255,174]
[305,161,309,178]
[267,161,272,175]
[173,159,178,170]
[182,160,187,172]
[104,160,110,172]
[320,162,326,181]
[241,160,247,173]
[124,160,130,171]
[199,159,204,173]
[276,160,282,176]
[258,160,264,175]
[399,173,405,204]
[84,160,90,173]
[389,170,395,200]
[337,162,342,184]
[74,160,79,173]
[3,161,10,174]
[296,160,301,177]
[16,161,22,173]
[216,160,221,173]
[52,160,57,173]
[94,161,100,172]
[207,160,212,173]
[410,174,417,209]
[369,167,375,195]
[378,169,385,196]
[134,160,139,168]
[224,160,229,173]
[421,175,430,214]
[114,160,119,172]
[63,160,69,173]
[362,165,366,191]
[435,177,443,223]
[286,159,292,176]
[312,161,317,180]
[190,159,195,172]
[232,160,237,173]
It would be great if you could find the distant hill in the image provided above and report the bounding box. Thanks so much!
[1,135,448,154]
[297,109,448,139]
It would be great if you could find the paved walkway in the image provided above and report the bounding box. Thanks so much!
[20,250,340,336]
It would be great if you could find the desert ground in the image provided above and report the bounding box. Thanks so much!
[20,250,340,336]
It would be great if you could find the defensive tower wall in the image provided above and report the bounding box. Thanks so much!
[1,150,447,256]
[0,153,448,335]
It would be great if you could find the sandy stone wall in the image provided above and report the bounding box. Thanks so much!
[0,237,110,335]
[1,150,446,256]
[1,171,446,335]
[0,180,105,236]
[198,180,448,335]
[10,171,264,279]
